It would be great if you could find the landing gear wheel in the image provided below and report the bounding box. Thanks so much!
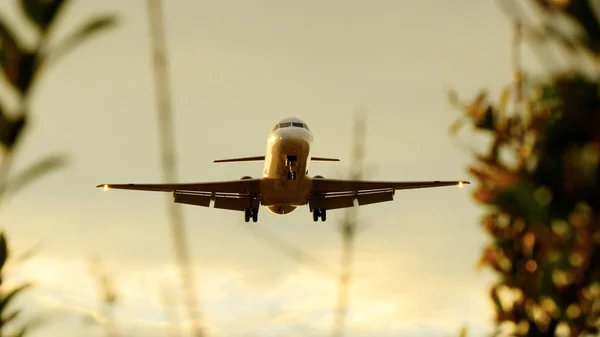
[287,171,297,180]
[312,208,326,222]
[245,208,259,222]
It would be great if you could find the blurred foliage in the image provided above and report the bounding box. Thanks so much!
[451,0,600,336]
[0,0,117,336]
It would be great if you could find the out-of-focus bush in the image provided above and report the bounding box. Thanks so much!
[450,1,600,336]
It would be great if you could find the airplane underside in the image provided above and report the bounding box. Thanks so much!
[97,117,469,224]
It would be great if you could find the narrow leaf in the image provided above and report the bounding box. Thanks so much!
[0,115,26,150]
[50,15,117,64]
[4,154,67,197]
[0,18,25,89]
[0,233,7,271]
[0,283,33,315]
[15,241,43,263]
[447,89,463,109]
[2,308,21,325]
[19,0,69,32]
[473,90,488,107]
[11,315,46,337]
[449,118,465,135]
[15,52,38,95]
[498,86,512,114]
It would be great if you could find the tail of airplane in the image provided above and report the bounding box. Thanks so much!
[213,156,339,163]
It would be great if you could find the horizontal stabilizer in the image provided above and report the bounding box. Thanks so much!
[213,156,265,163]
[311,157,340,162]
[213,156,340,163]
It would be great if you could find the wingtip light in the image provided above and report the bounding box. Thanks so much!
[103,184,109,191]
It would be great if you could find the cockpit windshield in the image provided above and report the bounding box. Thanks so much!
[271,121,310,131]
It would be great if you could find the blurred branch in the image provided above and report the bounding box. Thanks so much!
[145,1,205,336]
[512,16,524,118]
[331,111,367,337]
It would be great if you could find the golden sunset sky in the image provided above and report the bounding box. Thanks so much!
[0,0,536,336]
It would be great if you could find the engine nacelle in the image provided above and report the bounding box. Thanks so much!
[314,175,324,179]
[240,176,253,180]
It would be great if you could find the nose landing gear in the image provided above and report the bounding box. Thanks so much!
[286,155,297,180]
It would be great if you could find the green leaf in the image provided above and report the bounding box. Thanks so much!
[19,0,69,32]
[50,15,117,64]
[3,154,66,197]
[0,233,7,271]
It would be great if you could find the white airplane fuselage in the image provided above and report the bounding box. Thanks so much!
[260,118,314,215]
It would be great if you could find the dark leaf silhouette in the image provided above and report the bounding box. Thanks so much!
[19,0,69,32]
[0,284,32,314]
[14,53,37,95]
[0,18,25,89]
[0,234,6,272]
[0,114,26,151]
[0,1,119,337]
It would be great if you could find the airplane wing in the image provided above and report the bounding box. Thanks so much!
[97,179,262,211]
[213,156,265,163]
[308,178,469,211]
[213,156,340,163]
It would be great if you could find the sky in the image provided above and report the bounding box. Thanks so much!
[0,0,528,336]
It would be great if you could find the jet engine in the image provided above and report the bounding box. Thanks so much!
[240,176,253,180]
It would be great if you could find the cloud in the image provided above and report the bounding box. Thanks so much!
[6,248,494,337]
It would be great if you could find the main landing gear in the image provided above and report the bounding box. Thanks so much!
[244,208,258,222]
[312,208,327,222]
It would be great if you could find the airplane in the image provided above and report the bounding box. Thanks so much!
[97,117,470,223]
